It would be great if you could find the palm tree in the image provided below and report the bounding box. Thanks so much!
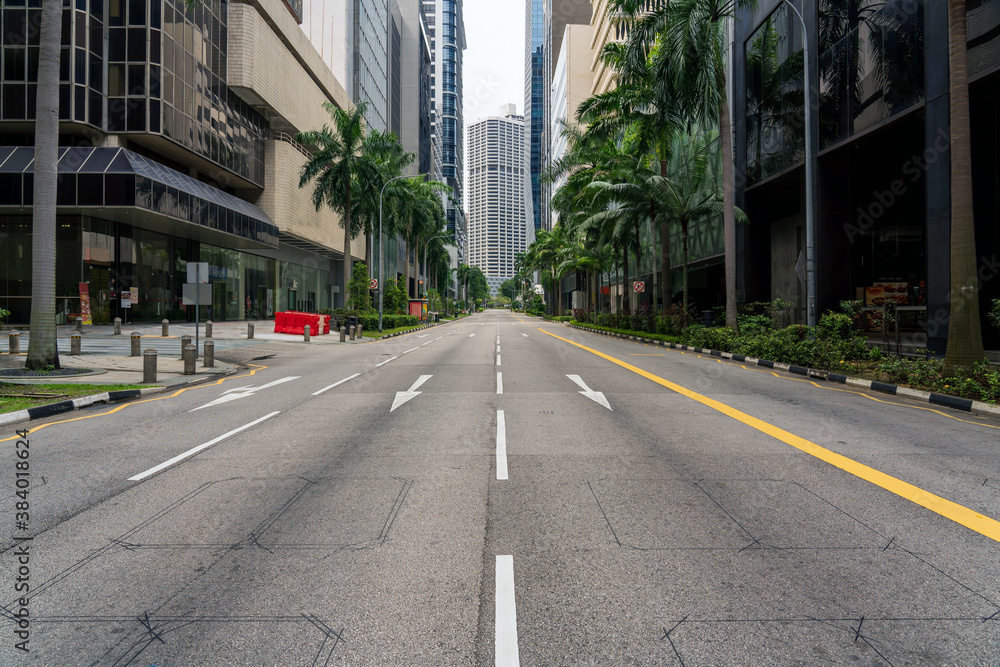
[453,264,474,310]
[396,178,448,297]
[579,27,683,311]
[297,101,386,307]
[943,0,985,373]
[24,0,63,370]
[653,129,746,314]
[658,0,759,329]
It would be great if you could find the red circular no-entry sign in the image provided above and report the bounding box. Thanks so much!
[633,281,645,293]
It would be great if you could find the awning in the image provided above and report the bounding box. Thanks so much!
[0,146,279,249]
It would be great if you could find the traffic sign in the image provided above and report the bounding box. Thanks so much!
[633,281,645,293]
[369,278,379,290]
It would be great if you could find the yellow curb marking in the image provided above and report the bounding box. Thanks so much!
[540,328,1000,543]
[1,364,269,441]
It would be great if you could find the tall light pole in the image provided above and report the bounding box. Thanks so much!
[780,0,817,327]
[379,173,424,332]
[423,232,452,300]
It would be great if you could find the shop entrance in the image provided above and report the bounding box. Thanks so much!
[87,267,112,324]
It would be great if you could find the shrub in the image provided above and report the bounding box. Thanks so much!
[0,307,9,324]
[682,326,737,352]
[990,299,1000,331]
[346,263,373,312]
[357,313,419,331]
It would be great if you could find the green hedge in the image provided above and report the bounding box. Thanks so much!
[357,314,420,330]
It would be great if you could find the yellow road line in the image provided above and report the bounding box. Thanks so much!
[1,364,269,441]
[539,328,1000,543]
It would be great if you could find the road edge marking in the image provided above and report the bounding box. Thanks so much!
[538,328,1000,543]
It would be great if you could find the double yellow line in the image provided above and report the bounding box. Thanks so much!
[541,328,1000,544]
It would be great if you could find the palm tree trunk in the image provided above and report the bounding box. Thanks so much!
[404,237,412,298]
[25,0,62,370]
[343,193,353,309]
[682,218,690,316]
[720,71,738,330]
[623,246,631,316]
[943,0,985,373]
[659,158,672,312]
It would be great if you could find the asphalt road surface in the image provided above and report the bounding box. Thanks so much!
[2,310,998,665]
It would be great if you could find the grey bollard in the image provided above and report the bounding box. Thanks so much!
[8,332,19,354]
[203,340,214,368]
[161,319,169,337]
[70,332,82,355]
[206,320,213,338]
[349,325,356,341]
[180,335,193,360]
[357,324,363,338]
[183,345,196,374]
[304,324,311,343]
[247,322,255,339]
[113,317,121,335]
[143,349,157,383]
[131,332,141,357]
[75,316,83,332]
[339,326,346,342]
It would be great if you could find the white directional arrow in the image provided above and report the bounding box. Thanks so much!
[566,375,612,411]
[522,333,529,337]
[391,375,433,412]
[191,376,300,412]
[469,333,476,337]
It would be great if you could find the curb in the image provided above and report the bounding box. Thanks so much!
[568,324,1000,419]
[369,322,442,341]
[0,387,168,427]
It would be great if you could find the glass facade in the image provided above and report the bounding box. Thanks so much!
[0,0,267,186]
[817,0,925,150]
[524,0,544,232]
[355,0,389,133]
[745,0,925,184]
[0,214,289,324]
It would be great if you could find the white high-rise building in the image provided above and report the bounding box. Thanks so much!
[468,106,527,294]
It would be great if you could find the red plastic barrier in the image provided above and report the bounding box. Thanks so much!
[273,311,329,335]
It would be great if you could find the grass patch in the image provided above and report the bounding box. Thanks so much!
[0,383,154,414]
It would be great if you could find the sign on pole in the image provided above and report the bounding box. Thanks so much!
[369,278,378,290]
[633,281,645,293]
[182,283,212,305]
[187,262,209,283]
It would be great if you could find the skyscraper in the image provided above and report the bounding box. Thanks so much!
[423,0,467,270]
[468,107,527,294]
[524,0,546,238]
[304,0,390,132]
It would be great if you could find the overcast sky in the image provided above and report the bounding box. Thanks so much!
[462,1,526,123]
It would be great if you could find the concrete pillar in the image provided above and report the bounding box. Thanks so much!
[70,333,82,355]
[205,320,213,338]
[75,317,83,332]
[339,326,346,342]
[143,349,157,383]
[304,324,311,343]
[349,325,356,341]
[8,332,19,354]
[131,332,141,357]
[183,346,196,374]
[113,317,121,335]
[203,340,214,368]
[180,335,193,360]
[161,319,169,337]
[247,322,255,339]
[357,324,363,338]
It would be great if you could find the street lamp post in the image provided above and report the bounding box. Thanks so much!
[378,173,424,332]
[422,233,452,301]
[780,0,817,327]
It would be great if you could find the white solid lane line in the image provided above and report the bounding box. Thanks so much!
[497,372,503,395]
[129,412,280,481]
[403,347,419,354]
[495,555,520,666]
[312,373,361,395]
[376,356,399,367]
[496,409,508,480]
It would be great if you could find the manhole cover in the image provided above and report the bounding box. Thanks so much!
[0,368,96,378]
